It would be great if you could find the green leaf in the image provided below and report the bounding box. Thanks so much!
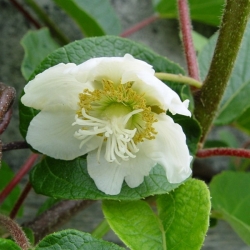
[36,197,61,216]
[0,162,23,216]
[157,179,210,250]
[52,0,121,37]
[102,200,164,250]
[103,179,211,250]
[210,171,250,245]
[236,107,250,134]
[192,31,208,53]
[199,22,250,125]
[153,0,224,26]
[35,229,124,249]
[21,28,59,80]
[0,239,21,250]
[30,156,181,200]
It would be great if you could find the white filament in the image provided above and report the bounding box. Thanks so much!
[73,109,142,163]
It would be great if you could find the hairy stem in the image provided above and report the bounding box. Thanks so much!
[0,214,31,250]
[120,15,159,37]
[177,0,200,81]
[196,148,250,158]
[0,154,39,204]
[194,0,250,143]
[155,72,202,88]
[23,200,95,243]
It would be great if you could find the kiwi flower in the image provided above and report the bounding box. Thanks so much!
[21,54,192,195]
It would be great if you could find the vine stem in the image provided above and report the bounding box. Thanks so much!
[0,214,31,250]
[91,219,110,239]
[120,15,159,37]
[24,200,95,243]
[177,0,200,81]
[2,141,29,151]
[10,182,32,219]
[196,148,250,158]
[155,72,202,88]
[194,0,250,143]
[0,154,39,204]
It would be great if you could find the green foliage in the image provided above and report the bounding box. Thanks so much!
[0,239,21,250]
[52,0,121,37]
[34,229,124,249]
[210,171,250,245]
[153,0,224,26]
[0,162,22,216]
[21,28,59,81]
[30,156,181,200]
[103,179,211,250]
[199,22,250,126]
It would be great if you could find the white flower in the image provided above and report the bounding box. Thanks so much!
[21,54,192,195]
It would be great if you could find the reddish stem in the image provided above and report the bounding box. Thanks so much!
[2,141,29,151]
[9,0,41,29]
[0,154,39,204]
[120,15,159,37]
[196,148,250,158]
[10,182,32,220]
[178,0,200,81]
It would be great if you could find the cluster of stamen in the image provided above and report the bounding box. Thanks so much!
[73,79,159,163]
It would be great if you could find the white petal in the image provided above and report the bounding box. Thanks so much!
[132,72,191,116]
[21,63,87,111]
[87,148,128,195]
[145,114,192,183]
[26,106,101,160]
[87,145,156,194]
[75,54,154,87]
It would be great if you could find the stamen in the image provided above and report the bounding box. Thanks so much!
[74,80,161,164]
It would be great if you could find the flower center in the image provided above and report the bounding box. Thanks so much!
[73,79,158,163]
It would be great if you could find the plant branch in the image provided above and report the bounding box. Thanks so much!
[24,199,95,243]
[196,148,250,159]
[24,0,70,45]
[0,154,39,204]
[2,141,29,151]
[10,182,32,220]
[194,0,250,143]
[177,0,200,81]
[9,0,41,28]
[0,214,31,250]
[120,14,159,37]
[155,72,202,88]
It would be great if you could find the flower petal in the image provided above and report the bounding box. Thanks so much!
[26,105,101,160]
[87,148,127,195]
[75,54,155,87]
[133,72,191,116]
[87,145,156,194]
[144,114,192,183]
[21,63,87,111]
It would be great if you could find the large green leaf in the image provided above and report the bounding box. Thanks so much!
[30,156,180,200]
[21,28,59,81]
[210,171,250,245]
[0,162,22,216]
[102,179,210,250]
[52,0,121,37]
[153,0,224,26]
[0,239,21,250]
[20,36,199,200]
[34,229,124,250]
[198,21,250,125]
